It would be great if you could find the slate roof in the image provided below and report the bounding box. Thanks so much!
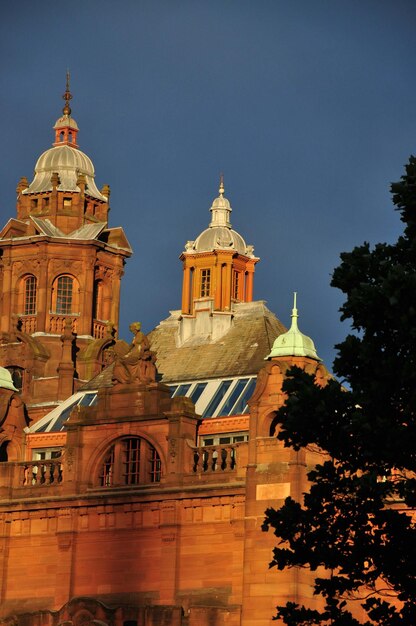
[148,300,286,383]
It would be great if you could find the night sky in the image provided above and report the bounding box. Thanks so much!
[1,1,415,371]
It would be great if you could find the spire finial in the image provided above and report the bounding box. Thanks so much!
[291,291,299,329]
[62,70,72,116]
[219,172,224,195]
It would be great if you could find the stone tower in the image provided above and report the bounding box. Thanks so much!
[0,76,132,421]
[178,176,259,343]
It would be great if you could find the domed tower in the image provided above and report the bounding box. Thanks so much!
[179,176,259,341]
[0,77,132,420]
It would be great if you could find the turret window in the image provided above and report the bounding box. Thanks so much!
[200,269,211,297]
[56,276,73,314]
[233,270,240,300]
[98,437,161,487]
[24,275,37,315]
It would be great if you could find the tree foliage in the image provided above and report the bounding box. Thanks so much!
[263,157,416,625]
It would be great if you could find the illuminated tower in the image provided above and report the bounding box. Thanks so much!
[0,76,131,420]
[179,176,259,342]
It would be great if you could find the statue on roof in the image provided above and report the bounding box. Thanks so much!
[112,322,156,385]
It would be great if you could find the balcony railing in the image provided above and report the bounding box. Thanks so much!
[48,315,78,334]
[22,459,63,486]
[93,319,107,339]
[21,315,37,334]
[192,443,237,474]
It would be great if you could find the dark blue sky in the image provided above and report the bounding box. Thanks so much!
[1,1,415,370]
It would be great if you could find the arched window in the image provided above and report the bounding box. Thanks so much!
[51,275,79,315]
[98,437,161,487]
[24,275,37,315]
[59,131,64,142]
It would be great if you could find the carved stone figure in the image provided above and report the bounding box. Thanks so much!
[112,322,156,384]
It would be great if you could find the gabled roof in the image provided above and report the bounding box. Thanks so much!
[0,218,29,240]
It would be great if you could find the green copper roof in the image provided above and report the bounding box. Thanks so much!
[266,293,321,361]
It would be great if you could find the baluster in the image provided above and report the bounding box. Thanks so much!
[49,463,55,484]
[32,464,39,485]
[193,451,200,473]
[212,449,218,471]
[230,447,236,469]
[221,448,227,470]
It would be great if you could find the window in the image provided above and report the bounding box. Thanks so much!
[63,197,72,208]
[202,380,233,418]
[99,437,161,487]
[30,199,38,210]
[200,269,211,297]
[201,432,248,447]
[32,448,62,461]
[233,270,240,300]
[93,280,104,321]
[54,275,74,314]
[24,275,37,315]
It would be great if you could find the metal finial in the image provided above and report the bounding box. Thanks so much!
[62,70,73,116]
[219,173,224,195]
[291,292,299,328]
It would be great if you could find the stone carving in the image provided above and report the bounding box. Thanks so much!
[112,322,156,385]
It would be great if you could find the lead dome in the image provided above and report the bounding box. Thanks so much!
[22,144,107,201]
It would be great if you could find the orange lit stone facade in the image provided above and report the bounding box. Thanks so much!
[180,250,257,315]
[0,351,334,626]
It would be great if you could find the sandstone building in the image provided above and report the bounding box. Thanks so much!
[0,83,332,626]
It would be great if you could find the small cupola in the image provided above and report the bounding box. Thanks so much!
[53,72,79,148]
[266,293,321,361]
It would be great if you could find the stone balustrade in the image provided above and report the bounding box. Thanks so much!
[21,459,63,486]
[21,315,37,334]
[48,315,78,334]
[93,319,107,339]
[192,444,237,474]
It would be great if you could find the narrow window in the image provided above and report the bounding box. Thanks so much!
[149,447,161,483]
[56,276,73,314]
[92,280,103,320]
[122,438,141,485]
[24,275,37,315]
[200,269,211,297]
[233,270,240,300]
[59,131,64,142]
[100,446,115,487]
